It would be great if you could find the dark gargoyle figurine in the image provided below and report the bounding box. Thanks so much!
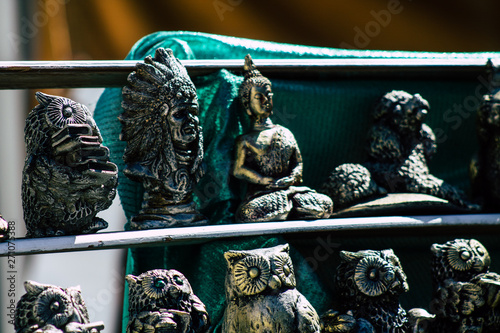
[126,269,210,333]
[22,92,117,237]
[323,90,477,212]
[119,48,207,229]
[14,280,104,333]
[471,62,500,211]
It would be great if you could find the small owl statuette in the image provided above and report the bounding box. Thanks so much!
[426,239,500,333]
[323,249,409,333]
[125,269,210,333]
[222,243,320,333]
[22,92,118,237]
[14,280,104,333]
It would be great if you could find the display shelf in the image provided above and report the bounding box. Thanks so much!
[0,57,498,89]
[1,213,500,257]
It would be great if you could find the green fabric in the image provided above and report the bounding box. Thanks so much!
[93,31,500,332]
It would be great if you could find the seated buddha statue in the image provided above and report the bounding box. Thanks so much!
[232,54,333,223]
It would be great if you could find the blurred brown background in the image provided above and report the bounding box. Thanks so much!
[29,0,500,61]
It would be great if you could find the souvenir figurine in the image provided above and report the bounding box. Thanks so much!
[125,269,210,333]
[321,163,386,211]
[120,48,207,229]
[428,239,500,332]
[222,243,320,333]
[22,92,117,237]
[322,249,409,333]
[14,280,104,333]
[0,214,9,241]
[232,54,333,222]
[472,79,500,211]
[364,90,473,208]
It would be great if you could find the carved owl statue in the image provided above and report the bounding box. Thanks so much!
[222,243,320,333]
[125,269,210,333]
[330,249,409,333]
[22,92,118,237]
[429,239,500,333]
[14,280,104,333]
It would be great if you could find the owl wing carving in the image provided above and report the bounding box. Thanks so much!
[296,294,321,333]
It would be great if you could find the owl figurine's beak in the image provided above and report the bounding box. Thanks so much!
[268,275,282,290]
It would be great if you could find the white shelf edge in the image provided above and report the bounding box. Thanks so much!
[1,213,499,256]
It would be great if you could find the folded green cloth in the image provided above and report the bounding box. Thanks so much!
[93,31,500,332]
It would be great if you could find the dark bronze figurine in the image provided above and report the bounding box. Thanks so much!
[427,239,500,333]
[120,48,207,229]
[232,54,333,222]
[322,249,409,333]
[126,269,210,333]
[22,92,117,237]
[14,280,104,333]
[364,90,472,208]
[222,243,320,332]
[472,84,500,211]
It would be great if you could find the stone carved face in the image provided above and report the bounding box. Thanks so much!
[167,100,200,147]
[248,84,273,119]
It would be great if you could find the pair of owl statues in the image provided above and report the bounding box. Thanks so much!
[13,238,500,333]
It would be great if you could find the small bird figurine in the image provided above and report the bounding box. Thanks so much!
[22,92,117,237]
[126,269,210,333]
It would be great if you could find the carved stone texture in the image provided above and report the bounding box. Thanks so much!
[321,163,386,210]
[119,48,207,229]
[427,239,500,333]
[222,243,320,333]
[14,280,104,333]
[125,269,210,333]
[22,92,117,238]
[324,249,409,333]
[0,214,9,241]
[232,54,333,222]
[364,90,476,210]
[473,85,500,211]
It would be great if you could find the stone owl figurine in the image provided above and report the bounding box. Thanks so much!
[428,239,500,332]
[222,243,320,333]
[14,280,104,333]
[22,92,117,237]
[324,249,409,333]
[125,269,210,333]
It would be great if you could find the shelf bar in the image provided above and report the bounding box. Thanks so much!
[0,58,498,89]
[1,214,500,256]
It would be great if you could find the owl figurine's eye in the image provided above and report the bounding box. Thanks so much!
[476,247,485,256]
[154,278,166,289]
[460,250,471,261]
[173,275,184,285]
[272,254,296,288]
[46,98,87,128]
[62,107,74,118]
[233,256,271,295]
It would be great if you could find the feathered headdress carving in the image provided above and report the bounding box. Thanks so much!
[119,48,203,181]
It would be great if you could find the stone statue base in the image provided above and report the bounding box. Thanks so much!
[130,201,208,229]
[331,193,479,218]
